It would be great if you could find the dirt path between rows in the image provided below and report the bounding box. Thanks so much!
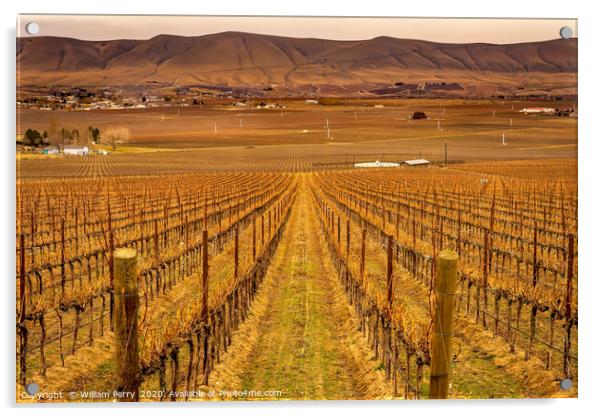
[207,175,392,400]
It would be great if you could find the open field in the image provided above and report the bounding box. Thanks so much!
[17,99,577,178]
[18,98,576,151]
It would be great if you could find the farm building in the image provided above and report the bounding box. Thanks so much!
[412,111,428,119]
[42,146,59,155]
[354,160,400,168]
[403,159,431,167]
[63,145,89,156]
[520,107,556,114]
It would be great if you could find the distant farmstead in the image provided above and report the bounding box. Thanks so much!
[403,159,430,166]
[520,107,556,114]
[42,146,59,155]
[63,145,89,156]
[354,160,400,168]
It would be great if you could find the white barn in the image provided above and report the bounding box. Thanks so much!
[63,145,90,156]
[403,159,430,166]
[354,160,400,168]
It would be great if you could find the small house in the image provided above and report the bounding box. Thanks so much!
[63,145,89,156]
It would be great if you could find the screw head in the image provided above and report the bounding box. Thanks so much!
[559,26,573,39]
[25,382,39,395]
[559,378,573,390]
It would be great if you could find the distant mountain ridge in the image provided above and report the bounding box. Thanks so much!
[16,31,578,95]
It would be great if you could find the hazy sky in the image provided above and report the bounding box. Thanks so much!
[17,15,577,44]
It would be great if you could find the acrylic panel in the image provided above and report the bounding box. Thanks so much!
[16,15,578,402]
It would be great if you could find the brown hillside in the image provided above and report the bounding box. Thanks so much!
[16,32,577,94]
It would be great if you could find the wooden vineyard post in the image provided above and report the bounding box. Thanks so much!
[261,214,265,248]
[532,222,538,288]
[108,205,115,330]
[456,209,462,256]
[360,228,367,282]
[201,225,210,385]
[526,222,539,360]
[18,233,27,387]
[429,250,459,399]
[30,211,36,267]
[337,216,341,248]
[396,201,400,239]
[113,248,140,402]
[233,226,239,283]
[252,218,257,260]
[74,208,79,255]
[381,194,386,229]
[563,234,574,379]
[346,219,351,259]
[202,227,209,317]
[60,219,66,295]
[154,219,159,259]
[386,235,394,309]
[482,229,489,329]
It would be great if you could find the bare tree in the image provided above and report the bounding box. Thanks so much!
[101,127,132,150]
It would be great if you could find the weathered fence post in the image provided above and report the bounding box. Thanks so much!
[526,223,539,360]
[113,248,140,402]
[386,235,394,309]
[154,219,159,259]
[252,218,257,260]
[18,233,27,387]
[261,214,265,247]
[233,226,239,282]
[346,219,351,259]
[60,219,66,294]
[108,206,115,330]
[360,228,367,281]
[201,226,210,384]
[482,229,489,329]
[429,250,459,399]
[563,234,574,379]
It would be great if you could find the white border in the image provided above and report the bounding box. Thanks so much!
[3,1,600,415]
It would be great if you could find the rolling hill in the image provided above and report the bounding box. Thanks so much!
[16,31,578,95]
